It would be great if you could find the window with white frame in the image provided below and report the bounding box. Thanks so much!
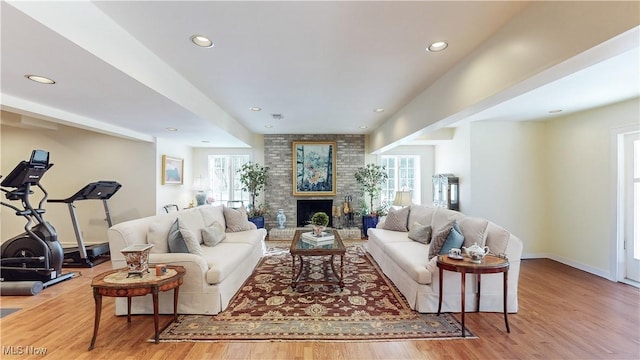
[207,155,250,205]
[380,155,421,205]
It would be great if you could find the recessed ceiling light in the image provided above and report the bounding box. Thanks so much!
[427,41,448,52]
[190,34,213,48]
[25,74,55,84]
[374,108,384,113]
[359,125,368,129]
[249,106,262,111]
[548,109,563,114]
[166,127,178,132]
[201,140,210,143]
[264,124,273,128]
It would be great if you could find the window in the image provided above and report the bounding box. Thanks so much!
[380,155,421,205]
[207,155,250,205]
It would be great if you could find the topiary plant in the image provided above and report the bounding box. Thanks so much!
[310,211,329,227]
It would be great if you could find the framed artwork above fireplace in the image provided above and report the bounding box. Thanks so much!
[292,141,336,196]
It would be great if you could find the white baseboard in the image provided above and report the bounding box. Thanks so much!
[521,252,613,281]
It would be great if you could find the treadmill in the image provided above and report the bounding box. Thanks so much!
[49,181,121,267]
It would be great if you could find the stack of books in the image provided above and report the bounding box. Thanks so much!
[301,231,335,246]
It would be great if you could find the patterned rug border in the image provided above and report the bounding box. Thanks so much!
[153,242,477,343]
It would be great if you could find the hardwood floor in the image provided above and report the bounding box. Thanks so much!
[1,257,638,360]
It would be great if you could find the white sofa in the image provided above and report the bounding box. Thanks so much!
[367,204,523,313]
[107,205,266,315]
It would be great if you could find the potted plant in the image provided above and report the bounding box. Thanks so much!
[237,162,269,228]
[354,163,388,237]
[310,211,330,236]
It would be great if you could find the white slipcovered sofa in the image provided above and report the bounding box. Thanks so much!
[367,204,523,313]
[108,205,266,315]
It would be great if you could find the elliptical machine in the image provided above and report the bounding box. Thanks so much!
[0,150,74,292]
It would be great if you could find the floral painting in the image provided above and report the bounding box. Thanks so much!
[292,141,336,196]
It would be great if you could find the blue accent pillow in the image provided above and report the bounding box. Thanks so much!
[167,218,189,253]
[439,221,464,255]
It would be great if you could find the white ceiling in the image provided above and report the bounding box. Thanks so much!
[1,1,638,149]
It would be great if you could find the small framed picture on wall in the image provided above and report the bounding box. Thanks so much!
[162,155,183,185]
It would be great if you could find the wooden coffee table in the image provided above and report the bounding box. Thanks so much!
[290,229,346,291]
[436,254,510,337]
[89,265,186,350]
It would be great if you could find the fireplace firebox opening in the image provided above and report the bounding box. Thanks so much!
[296,200,333,227]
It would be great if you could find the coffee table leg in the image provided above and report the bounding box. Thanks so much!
[461,271,466,338]
[152,287,160,344]
[504,271,510,333]
[89,288,102,350]
[437,266,443,315]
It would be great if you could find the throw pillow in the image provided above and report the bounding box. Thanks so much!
[202,221,226,247]
[439,220,464,255]
[167,218,189,253]
[223,206,255,232]
[408,222,432,244]
[178,219,204,256]
[428,221,454,260]
[382,206,410,232]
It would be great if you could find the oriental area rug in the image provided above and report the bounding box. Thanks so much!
[156,242,474,342]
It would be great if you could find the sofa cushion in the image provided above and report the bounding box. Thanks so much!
[407,222,432,244]
[408,204,435,229]
[459,216,489,247]
[202,242,254,284]
[199,205,225,227]
[439,221,464,255]
[223,206,257,232]
[202,221,226,247]
[178,220,205,256]
[384,241,433,285]
[146,215,175,253]
[382,206,410,232]
[428,221,454,260]
[177,209,206,244]
[167,219,189,253]
[485,222,510,255]
[431,207,464,233]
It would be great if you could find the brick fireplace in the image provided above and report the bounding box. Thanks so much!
[263,134,365,230]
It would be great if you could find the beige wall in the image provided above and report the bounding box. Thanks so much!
[546,98,639,276]
[434,97,640,279]
[0,119,156,247]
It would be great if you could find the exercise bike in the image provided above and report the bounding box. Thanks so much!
[0,150,74,294]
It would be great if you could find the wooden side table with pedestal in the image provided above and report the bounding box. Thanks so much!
[436,254,509,338]
[89,265,186,350]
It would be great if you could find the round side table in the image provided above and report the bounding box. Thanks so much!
[89,265,185,350]
[436,254,509,337]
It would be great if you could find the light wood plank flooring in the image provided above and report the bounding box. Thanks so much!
[1,256,638,360]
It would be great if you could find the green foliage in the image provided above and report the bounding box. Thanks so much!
[310,211,330,227]
[237,162,269,214]
[354,163,388,215]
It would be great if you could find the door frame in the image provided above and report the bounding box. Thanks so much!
[610,124,640,286]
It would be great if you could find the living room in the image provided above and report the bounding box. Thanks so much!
[1,1,639,359]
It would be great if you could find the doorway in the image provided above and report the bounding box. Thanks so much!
[615,129,640,286]
[623,132,639,284]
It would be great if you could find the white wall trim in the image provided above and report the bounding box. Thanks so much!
[548,254,612,280]
[522,252,612,281]
[609,123,640,283]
